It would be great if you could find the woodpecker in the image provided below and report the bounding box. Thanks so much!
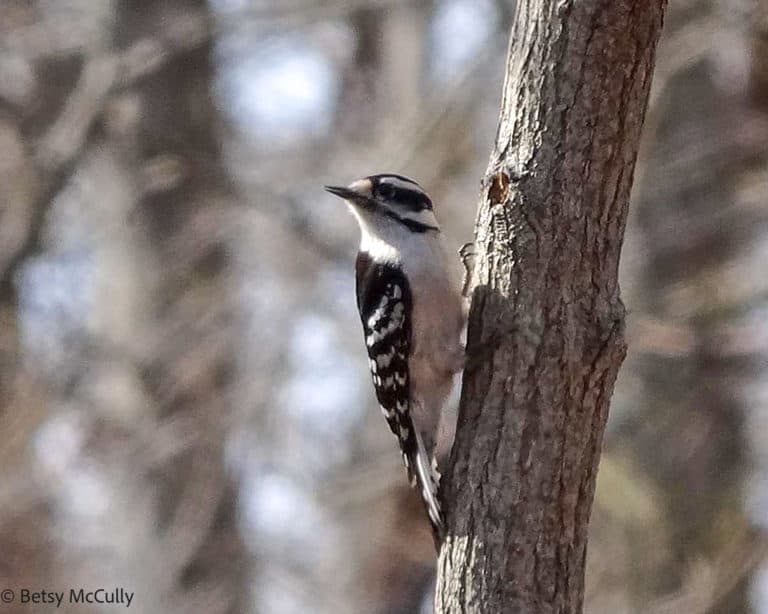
[325,174,464,540]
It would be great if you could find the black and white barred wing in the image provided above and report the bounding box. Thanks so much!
[356,260,442,535]
[361,278,414,473]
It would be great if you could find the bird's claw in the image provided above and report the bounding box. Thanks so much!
[458,241,477,299]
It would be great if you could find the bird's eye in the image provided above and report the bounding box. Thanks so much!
[378,184,396,200]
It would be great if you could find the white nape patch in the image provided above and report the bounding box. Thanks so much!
[394,371,407,386]
[396,400,408,413]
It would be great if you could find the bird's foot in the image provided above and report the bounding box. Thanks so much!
[458,241,477,299]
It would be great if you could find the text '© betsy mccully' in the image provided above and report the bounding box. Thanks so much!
[10,588,134,608]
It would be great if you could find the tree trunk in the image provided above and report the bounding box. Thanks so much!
[436,2,666,613]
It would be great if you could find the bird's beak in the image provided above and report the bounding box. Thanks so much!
[324,185,360,201]
[325,179,373,207]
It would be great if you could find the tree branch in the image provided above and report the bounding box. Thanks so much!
[0,17,213,295]
[436,2,667,613]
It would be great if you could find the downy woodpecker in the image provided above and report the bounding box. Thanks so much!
[325,174,464,540]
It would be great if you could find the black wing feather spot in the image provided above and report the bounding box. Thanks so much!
[355,255,444,541]
[355,260,419,480]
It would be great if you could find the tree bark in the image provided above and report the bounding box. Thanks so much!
[436,2,666,613]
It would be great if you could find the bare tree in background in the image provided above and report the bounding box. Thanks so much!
[0,1,248,612]
[618,1,768,611]
[436,2,666,613]
[4,2,768,613]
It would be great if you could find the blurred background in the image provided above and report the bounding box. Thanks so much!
[0,0,767,612]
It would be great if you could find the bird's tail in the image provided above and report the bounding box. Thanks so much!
[409,428,444,543]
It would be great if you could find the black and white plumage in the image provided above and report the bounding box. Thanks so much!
[325,174,465,541]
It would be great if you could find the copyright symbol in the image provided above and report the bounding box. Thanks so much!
[1,589,14,603]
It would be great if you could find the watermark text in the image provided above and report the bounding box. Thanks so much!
[0,588,134,608]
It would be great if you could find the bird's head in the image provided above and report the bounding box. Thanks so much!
[325,174,439,234]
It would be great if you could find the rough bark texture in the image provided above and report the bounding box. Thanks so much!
[436,2,666,613]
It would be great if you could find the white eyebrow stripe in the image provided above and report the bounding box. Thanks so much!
[379,176,425,193]
[396,208,440,229]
